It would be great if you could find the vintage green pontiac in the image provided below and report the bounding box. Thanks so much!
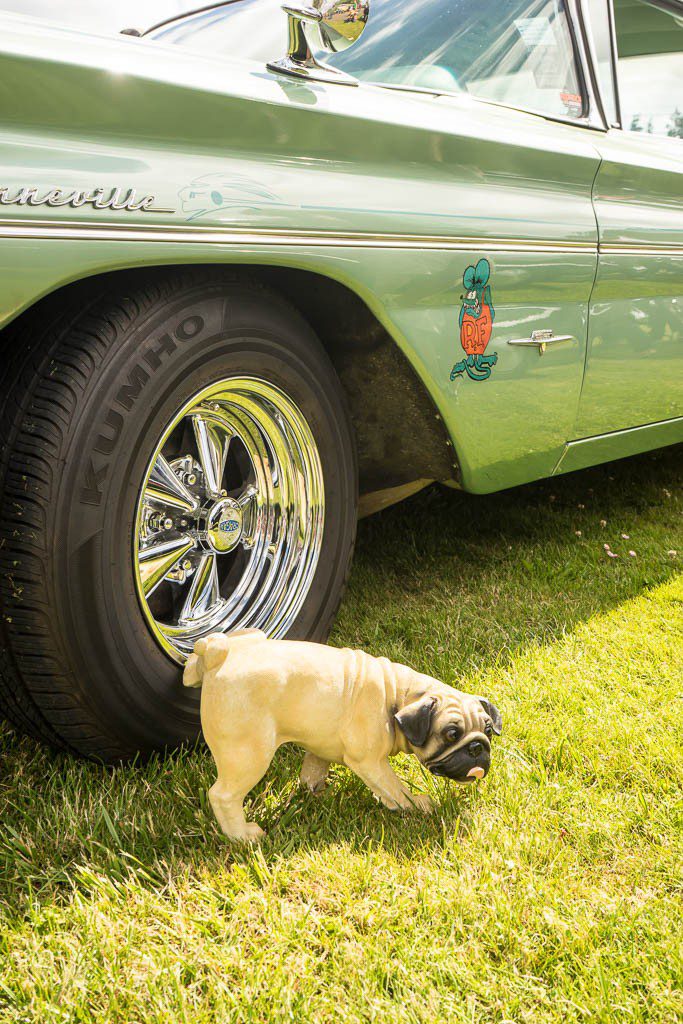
[0,0,680,758]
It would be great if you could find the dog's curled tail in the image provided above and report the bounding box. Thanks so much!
[183,629,267,688]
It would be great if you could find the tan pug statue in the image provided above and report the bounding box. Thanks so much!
[184,629,502,842]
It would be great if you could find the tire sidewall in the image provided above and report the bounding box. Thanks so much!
[52,281,356,753]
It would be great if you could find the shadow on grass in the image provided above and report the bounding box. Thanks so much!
[1,445,681,908]
[0,727,482,912]
[333,443,683,681]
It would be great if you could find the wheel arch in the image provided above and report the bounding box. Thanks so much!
[0,263,460,514]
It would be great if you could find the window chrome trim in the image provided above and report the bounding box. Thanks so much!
[141,0,245,37]
[605,0,623,127]
[428,90,599,132]
[567,0,610,130]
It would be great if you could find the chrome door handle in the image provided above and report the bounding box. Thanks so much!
[507,329,575,356]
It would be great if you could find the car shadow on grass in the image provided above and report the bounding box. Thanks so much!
[0,445,681,906]
[333,444,682,683]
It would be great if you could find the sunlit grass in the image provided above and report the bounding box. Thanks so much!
[1,446,682,1023]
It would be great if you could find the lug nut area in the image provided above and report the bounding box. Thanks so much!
[203,497,244,553]
[143,456,248,557]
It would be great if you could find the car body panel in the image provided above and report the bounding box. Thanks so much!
[0,231,600,493]
[0,7,681,497]
[576,129,683,436]
[555,413,683,475]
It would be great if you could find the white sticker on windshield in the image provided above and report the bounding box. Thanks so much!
[514,17,557,48]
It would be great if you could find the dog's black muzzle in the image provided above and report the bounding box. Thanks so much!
[427,739,491,782]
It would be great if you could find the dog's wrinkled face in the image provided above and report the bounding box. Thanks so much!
[395,691,502,783]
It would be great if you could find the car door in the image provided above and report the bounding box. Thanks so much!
[575,0,683,437]
[322,0,605,490]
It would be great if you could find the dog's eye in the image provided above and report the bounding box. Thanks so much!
[484,722,493,738]
[444,726,461,743]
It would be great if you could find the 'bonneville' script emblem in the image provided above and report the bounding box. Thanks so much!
[0,186,173,214]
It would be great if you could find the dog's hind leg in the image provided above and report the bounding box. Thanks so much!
[300,753,330,795]
[209,782,265,843]
[208,746,274,842]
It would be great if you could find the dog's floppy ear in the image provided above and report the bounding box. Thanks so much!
[478,697,503,735]
[395,696,438,747]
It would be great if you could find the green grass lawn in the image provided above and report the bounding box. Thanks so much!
[1,447,682,1024]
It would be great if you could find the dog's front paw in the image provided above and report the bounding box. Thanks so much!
[378,794,404,811]
[409,792,435,815]
[377,793,417,813]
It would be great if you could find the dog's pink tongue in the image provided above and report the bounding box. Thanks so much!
[467,766,485,780]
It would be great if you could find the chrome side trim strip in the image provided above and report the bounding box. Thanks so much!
[0,217,680,257]
[601,245,683,257]
[0,217,597,253]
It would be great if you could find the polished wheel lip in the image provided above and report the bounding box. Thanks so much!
[133,376,325,665]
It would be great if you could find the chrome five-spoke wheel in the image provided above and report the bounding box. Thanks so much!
[134,377,325,662]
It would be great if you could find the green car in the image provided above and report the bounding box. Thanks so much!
[0,0,680,758]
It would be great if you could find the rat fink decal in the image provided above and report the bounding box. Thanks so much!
[450,258,498,382]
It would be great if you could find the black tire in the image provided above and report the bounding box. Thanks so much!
[0,270,357,761]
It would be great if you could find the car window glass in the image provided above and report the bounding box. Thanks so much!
[585,0,619,124]
[327,0,586,120]
[152,0,586,121]
[613,0,683,137]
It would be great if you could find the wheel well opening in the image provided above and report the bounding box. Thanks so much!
[0,264,459,514]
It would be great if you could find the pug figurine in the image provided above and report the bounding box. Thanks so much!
[184,630,502,842]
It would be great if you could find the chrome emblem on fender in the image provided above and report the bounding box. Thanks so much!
[0,186,173,213]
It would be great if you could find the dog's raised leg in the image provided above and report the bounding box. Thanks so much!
[300,753,330,795]
[209,781,265,843]
[346,757,433,814]
[208,746,274,842]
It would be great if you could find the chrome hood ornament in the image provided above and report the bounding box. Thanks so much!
[268,0,370,86]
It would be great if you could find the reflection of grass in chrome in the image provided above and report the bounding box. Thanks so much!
[328,19,363,43]
[1,445,682,1023]
[323,5,365,43]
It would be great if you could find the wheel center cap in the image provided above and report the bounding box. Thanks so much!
[206,498,243,553]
